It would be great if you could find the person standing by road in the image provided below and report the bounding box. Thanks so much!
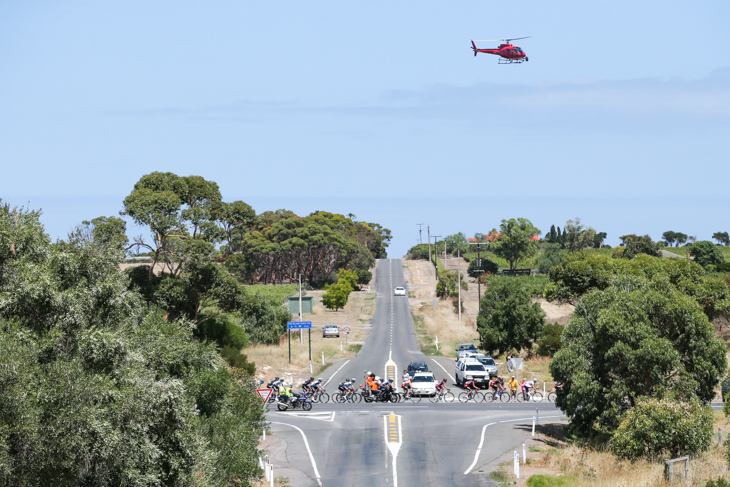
[506,353,514,373]
[508,376,518,400]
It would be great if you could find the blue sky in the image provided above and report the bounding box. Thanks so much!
[2,1,729,257]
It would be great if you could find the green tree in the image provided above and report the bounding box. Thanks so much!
[537,323,563,357]
[549,277,727,435]
[690,240,725,268]
[436,269,468,298]
[489,218,541,270]
[444,232,469,256]
[713,232,730,246]
[545,252,730,322]
[536,243,565,275]
[0,201,266,486]
[593,232,607,248]
[321,282,351,311]
[610,398,713,460]
[477,277,545,355]
[336,268,359,291]
[663,231,678,247]
[563,218,596,251]
[468,257,499,278]
[613,234,661,259]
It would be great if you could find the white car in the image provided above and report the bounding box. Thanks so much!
[394,287,406,296]
[410,372,437,396]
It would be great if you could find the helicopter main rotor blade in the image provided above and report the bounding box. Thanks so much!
[505,36,531,42]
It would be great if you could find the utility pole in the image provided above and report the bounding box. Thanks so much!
[457,249,461,322]
[417,223,425,245]
[427,225,432,263]
[433,235,442,281]
[468,241,487,303]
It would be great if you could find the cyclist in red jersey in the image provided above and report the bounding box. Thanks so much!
[463,379,478,399]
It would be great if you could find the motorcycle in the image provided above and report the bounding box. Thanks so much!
[363,384,398,403]
[276,392,313,411]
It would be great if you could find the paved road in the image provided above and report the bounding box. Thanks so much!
[266,259,562,487]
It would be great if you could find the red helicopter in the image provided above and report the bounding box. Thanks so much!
[471,37,530,64]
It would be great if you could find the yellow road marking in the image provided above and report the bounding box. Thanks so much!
[387,414,399,443]
[386,365,396,382]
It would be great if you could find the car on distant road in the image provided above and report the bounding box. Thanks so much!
[407,361,430,378]
[394,287,406,296]
[322,325,340,338]
[410,372,437,396]
[455,358,490,388]
[473,354,498,378]
[455,343,478,360]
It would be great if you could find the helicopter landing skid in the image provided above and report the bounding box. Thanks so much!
[498,58,526,64]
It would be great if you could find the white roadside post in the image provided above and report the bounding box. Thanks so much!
[532,417,536,437]
[514,451,520,479]
[523,443,526,465]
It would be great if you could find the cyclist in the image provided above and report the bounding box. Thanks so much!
[309,377,323,398]
[463,378,478,400]
[435,378,449,398]
[302,376,316,394]
[490,377,504,398]
[338,378,354,398]
[402,370,413,397]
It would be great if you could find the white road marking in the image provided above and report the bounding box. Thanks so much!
[324,360,350,387]
[384,413,402,487]
[270,421,323,486]
[464,415,563,475]
[279,411,336,422]
[430,359,456,383]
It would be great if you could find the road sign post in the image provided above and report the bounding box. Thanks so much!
[256,388,273,404]
[343,326,350,344]
[287,321,312,364]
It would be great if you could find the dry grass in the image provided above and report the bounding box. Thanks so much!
[246,288,376,387]
[502,411,730,487]
[402,260,479,355]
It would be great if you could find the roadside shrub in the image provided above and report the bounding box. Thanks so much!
[356,268,372,286]
[706,478,730,487]
[197,313,249,350]
[436,269,468,298]
[468,258,499,277]
[537,323,563,357]
[610,398,713,461]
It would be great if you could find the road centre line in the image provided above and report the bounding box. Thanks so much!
[464,415,563,475]
[270,421,322,486]
[323,360,350,387]
[430,359,456,383]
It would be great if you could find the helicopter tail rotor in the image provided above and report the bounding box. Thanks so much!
[471,40,478,56]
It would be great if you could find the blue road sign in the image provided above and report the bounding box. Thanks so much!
[287,321,312,330]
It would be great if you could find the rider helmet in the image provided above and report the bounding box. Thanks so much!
[388,378,394,382]
[310,376,314,380]
[351,378,356,382]
[375,376,381,381]
[443,378,447,382]
[317,377,323,381]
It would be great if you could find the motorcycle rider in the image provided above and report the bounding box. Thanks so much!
[278,382,293,406]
